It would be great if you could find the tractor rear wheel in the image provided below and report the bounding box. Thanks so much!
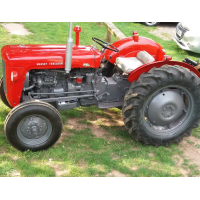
[0,77,12,109]
[123,65,200,147]
[4,100,63,151]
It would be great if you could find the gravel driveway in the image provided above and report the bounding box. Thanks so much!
[149,22,178,41]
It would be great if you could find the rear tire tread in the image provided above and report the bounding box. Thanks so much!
[123,65,200,147]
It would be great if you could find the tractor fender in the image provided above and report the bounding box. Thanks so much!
[128,60,200,83]
[104,36,166,63]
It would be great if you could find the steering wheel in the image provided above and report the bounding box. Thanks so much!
[92,38,119,52]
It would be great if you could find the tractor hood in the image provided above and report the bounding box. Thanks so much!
[1,44,102,69]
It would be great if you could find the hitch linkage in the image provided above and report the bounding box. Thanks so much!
[183,57,199,68]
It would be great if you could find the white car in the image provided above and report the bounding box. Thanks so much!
[174,22,200,54]
[142,22,159,26]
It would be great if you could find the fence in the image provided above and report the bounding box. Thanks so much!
[97,22,126,43]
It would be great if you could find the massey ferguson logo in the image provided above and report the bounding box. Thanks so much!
[37,63,63,66]
[83,63,90,67]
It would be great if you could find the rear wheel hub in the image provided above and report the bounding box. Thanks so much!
[147,90,185,126]
[143,85,193,133]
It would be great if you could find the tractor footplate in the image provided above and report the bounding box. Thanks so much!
[98,101,123,109]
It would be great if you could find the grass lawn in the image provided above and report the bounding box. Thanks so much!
[0,22,200,177]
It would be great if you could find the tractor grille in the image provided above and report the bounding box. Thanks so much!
[178,23,188,32]
[2,59,7,93]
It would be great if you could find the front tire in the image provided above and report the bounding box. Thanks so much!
[4,100,63,151]
[0,77,12,109]
[123,65,200,147]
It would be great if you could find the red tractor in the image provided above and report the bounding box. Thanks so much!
[1,23,200,151]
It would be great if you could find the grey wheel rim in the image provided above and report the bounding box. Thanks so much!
[17,114,52,145]
[142,85,194,135]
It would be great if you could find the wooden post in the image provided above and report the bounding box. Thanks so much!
[103,22,126,43]
[106,29,112,43]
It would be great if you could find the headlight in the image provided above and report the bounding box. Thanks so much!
[11,71,19,82]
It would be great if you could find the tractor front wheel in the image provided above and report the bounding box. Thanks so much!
[0,77,12,109]
[123,65,200,147]
[4,100,63,151]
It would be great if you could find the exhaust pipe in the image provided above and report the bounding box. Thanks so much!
[65,22,73,74]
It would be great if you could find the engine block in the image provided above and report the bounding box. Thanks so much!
[22,69,131,110]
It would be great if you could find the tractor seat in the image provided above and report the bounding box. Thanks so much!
[116,51,155,74]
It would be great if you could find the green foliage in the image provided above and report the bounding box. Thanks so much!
[195,144,200,148]
[187,140,195,145]
[192,128,200,139]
